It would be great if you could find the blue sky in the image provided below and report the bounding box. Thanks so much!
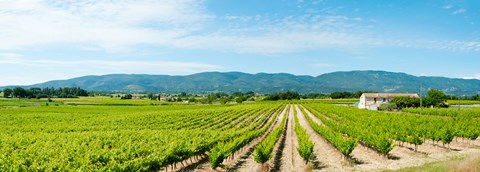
[0,0,479,86]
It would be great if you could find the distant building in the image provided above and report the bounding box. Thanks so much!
[132,94,142,99]
[358,93,419,110]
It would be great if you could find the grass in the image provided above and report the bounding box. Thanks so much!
[388,154,480,172]
[0,98,49,107]
[447,100,480,105]
[0,97,185,109]
[52,97,173,106]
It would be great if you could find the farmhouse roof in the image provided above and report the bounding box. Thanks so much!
[361,93,419,98]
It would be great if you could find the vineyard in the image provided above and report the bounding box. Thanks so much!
[403,107,480,118]
[0,100,479,171]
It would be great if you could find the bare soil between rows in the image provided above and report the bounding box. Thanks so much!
[179,105,480,172]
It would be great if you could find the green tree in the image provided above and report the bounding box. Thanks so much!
[235,96,246,104]
[121,94,133,99]
[3,88,12,98]
[188,97,196,103]
[220,97,229,104]
[264,91,300,101]
[245,91,255,98]
[330,92,354,99]
[146,92,155,100]
[179,92,187,97]
[391,96,420,108]
[427,89,448,107]
[13,87,26,98]
[232,92,244,97]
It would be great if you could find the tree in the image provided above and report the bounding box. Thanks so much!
[264,91,300,101]
[146,92,155,100]
[427,89,448,108]
[3,88,12,98]
[29,87,42,95]
[235,96,246,104]
[232,92,244,97]
[391,97,420,108]
[245,91,255,98]
[188,97,196,103]
[330,92,354,99]
[302,93,327,99]
[220,97,229,104]
[179,92,187,97]
[121,94,133,99]
[13,87,26,98]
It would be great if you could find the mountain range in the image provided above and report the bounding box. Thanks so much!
[2,71,480,95]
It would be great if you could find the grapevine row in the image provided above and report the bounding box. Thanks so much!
[253,104,288,163]
[292,105,314,163]
[298,105,357,158]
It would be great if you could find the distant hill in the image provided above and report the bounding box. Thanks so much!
[1,71,480,95]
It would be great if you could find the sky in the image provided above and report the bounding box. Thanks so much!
[0,0,479,86]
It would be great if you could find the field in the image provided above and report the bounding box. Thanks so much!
[446,100,480,105]
[402,107,480,118]
[0,98,479,171]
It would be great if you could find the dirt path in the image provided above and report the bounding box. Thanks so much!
[234,113,254,128]
[294,105,347,171]
[277,105,310,172]
[299,105,386,168]
[232,106,288,172]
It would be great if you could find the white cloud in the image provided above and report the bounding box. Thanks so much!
[0,0,478,56]
[442,4,453,9]
[0,55,224,74]
[463,74,480,80]
[452,8,466,15]
[174,32,364,54]
[0,0,208,52]
[172,14,369,54]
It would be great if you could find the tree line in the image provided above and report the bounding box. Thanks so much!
[2,87,88,99]
[264,91,375,100]
[389,89,450,109]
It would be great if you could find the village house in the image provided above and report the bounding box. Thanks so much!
[131,94,142,99]
[358,93,419,110]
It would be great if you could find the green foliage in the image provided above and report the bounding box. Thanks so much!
[301,93,328,99]
[0,102,283,171]
[391,97,420,108]
[299,106,357,157]
[208,104,283,168]
[446,99,480,105]
[330,92,354,99]
[403,107,480,118]
[264,91,300,101]
[146,92,155,100]
[426,89,449,108]
[121,94,133,99]
[378,103,397,111]
[3,88,12,98]
[292,106,314,163]
[220,97,229,104]
[13,87,27,98]
[4,87,88,99]
[440,128,454,145]
[374,136,395,155]
[303,102,480,155]
[253,106,288,164]
[235,96,246,104]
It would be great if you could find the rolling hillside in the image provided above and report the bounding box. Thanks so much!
[2,71,480,95]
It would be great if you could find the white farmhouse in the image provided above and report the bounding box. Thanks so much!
[358,93,419,110]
